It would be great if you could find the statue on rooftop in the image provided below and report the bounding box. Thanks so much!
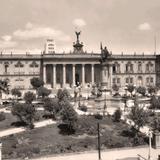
[100,42,111,62]
[75,31,81,43]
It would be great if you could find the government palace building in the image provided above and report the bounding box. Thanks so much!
[0,32,160,94]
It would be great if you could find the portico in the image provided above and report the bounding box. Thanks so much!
[43,62,101,89]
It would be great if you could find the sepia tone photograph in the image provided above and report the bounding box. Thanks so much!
[0,0,160,159]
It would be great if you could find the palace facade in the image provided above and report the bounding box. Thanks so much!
[0,32,159,93]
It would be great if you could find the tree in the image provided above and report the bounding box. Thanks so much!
[136,86,146,96]
[112,84,119,93]
[37,86,51,99]
[57,88,71,102]
[127,85,135,97]
[43,98,59,119]
[11,88,22,99]
[150,95,160,109]
[113,108,122,122]
[128,102,149,136]
[24,91,36,104]
[30,77,44,89]
[11,103,36,129]
[0,79,9,98]
[60,101,78,132]
[151,116,160,132]
[148,86,157,96]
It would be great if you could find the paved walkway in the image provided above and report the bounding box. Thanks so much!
[0,119,56,137]
[32,147,160,160]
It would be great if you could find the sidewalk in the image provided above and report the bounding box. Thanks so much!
[0,119,56,137]
[32,147,160,160]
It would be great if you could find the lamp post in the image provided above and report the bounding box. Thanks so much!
[97,122,102,160]
[78,85,82,107]
[0,141,2,160]
[148,129,152,160]
[87,83,90,100]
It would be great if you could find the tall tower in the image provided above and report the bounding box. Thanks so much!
[73,31,84,53]
[44,39,55,54]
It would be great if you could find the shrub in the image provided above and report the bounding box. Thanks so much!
[43,98,59,119]
[0,112,5,121]
[60,101,78,133]
[128,103,149,136]
[127,85,135,96]
[113,108,122,122]
[150,95,160,109]
[57,89,71,102]
[136,86,146,96]
[11,103,36,129]
[24,91,36,104]
[30,77,44,89]
[37,86,51,99]
[94,113,103,120]
[11,88,22,99]
[78,105,87,112]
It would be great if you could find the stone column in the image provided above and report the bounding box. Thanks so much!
[91,64,95,84]
[63,64,66,87]
[82,64,85,87]
[43,64,46,83]
[53,64,56,88]
[72,64,75,87]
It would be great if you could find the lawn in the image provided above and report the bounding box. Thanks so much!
[0,109,45,131]
[1,115,148,160]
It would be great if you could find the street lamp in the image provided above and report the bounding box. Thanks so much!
[148,129,152,160]
[78,85,82,107]
[97,122,102,160]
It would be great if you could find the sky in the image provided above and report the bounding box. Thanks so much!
[0,0,160,54]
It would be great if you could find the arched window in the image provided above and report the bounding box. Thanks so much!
[113,62,120,73]
[126,62,133,73]
[146,61,153,72]
[138,62,142,72]
[137,76,143,86]
[4,62,9,73]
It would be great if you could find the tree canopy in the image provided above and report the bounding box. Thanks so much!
[30,77,44,89]
[37,86,51,98]
[24,91,36,104]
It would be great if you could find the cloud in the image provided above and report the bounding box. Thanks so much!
[13,23,71,42]
[138,22,151,31]
[0,35,17,48]
[73,18,86,28]
[25,22,33,29]
[2,35,12,41]
[0,40,17,48]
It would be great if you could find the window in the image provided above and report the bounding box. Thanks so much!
[30,61,39,68]
[117,78,120,84]
[126,62,133,73]
[146,77,149,83]
[113,78,116,83]
[146,61,153,72]
[138,62,142,72]
[15,61,24,67]
[126,78,129,83]
[113,62,120,74]
[113,65,116,74]
[4,62,9,73]
[130,78,133,83]
[126,77,133,84]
